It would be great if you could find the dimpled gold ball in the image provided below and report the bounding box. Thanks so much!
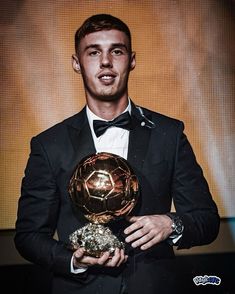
[69,152,139,224]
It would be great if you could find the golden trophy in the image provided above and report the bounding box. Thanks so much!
[68,152,139,257]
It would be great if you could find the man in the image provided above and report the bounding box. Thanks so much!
[15,14,220,294]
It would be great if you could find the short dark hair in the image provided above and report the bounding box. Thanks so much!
[75,14,132,54]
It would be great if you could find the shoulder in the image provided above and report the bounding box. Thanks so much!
[27,110,87,163]
[26,108,87,155]
[135,105,184,131]
[33,109,85,143]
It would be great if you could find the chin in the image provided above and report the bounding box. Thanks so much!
[96,95,119,102]
[93,91,124,102]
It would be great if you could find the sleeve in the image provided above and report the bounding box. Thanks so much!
[70,255,88,273]
[171,122,220,249]
[14,136,88,280]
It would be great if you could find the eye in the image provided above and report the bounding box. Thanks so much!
[89,50,100,56]
[112,49,123,55]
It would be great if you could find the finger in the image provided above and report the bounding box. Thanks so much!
[140,236,160,250]
[105,248,121,267]
[125,215,139,223]
[96,251,110,265]
[73,247,85,259]
[73,248,88,268]
[125,227,148,243]
[117,249,126,267]
[122,255,128,265]
[124,220,144,235]
[81,251,110,266]
[130,232,154,248]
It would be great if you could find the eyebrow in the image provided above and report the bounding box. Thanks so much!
[84,43,128,51]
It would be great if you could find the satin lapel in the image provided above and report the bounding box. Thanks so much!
[127,104,152,171]
[67,108,96,163]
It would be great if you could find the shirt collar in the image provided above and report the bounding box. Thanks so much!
[86,98,132,127]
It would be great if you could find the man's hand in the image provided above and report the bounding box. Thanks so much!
[124,214,173,250]
[73,247,128,269]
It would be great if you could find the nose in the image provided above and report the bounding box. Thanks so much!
[100,52,112,68]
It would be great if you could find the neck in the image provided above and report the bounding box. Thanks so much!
[86,96,129,120]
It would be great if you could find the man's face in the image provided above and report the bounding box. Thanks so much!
[73,29,136,102]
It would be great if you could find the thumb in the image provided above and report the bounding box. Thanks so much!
[73,247,85,259]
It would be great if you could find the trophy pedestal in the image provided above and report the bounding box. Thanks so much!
[69,223,124,258]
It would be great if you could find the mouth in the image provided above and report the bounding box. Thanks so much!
[98,72,117,84]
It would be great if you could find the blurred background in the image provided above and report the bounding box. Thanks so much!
[0,0,234,293]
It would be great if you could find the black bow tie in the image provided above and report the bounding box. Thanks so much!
[93,111,132,137]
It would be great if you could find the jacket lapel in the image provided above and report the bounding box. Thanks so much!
[127,102,153,171]
[67,107,96,163]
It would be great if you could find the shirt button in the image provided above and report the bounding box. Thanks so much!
[141,121,145,127]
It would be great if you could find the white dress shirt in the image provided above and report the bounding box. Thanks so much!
[86,101,131,160]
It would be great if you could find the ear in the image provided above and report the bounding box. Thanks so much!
[130,51,136,71]
[72,54,81,73]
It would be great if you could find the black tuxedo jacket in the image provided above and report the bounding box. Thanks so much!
[15,102,220,294]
